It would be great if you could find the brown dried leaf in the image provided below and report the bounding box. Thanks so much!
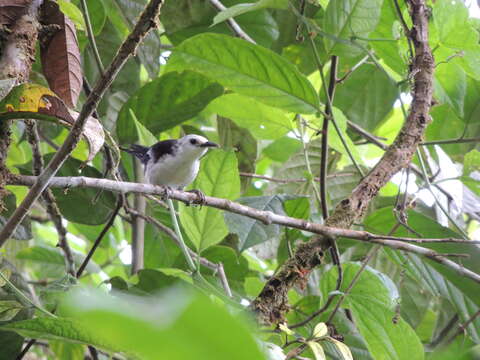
[0,0,31,28]
[39,0,82,108]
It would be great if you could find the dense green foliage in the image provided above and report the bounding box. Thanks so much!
[0,0,479,359]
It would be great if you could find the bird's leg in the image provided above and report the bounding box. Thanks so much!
[185,189,206,207]
[161,185,173,201]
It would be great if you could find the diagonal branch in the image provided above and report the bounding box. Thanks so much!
[0,0,164,247]
[250,0,436,324]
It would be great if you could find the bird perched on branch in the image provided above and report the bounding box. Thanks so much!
[121,134,218,190]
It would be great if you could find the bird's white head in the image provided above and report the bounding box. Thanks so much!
[176,134,219,161]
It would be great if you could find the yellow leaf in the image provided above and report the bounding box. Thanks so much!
[307,341,326,360]
[313,322,328,338]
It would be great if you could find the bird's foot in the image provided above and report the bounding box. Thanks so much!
[185,189,206,207]
[161,185,173,201]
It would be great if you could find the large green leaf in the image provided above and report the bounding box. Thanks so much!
[1,317,133,356]
[217,117,258,192]
[433,0,479,50]
[212,0,288,26]
[117,71,223,144]
[364,207,480,305]
[16,245,100,278]
[386,249,480,344]
[350,301,424,360]
[320,263,423,360]
[1,288,266,360]
[320,262,398,310]
[333,64,398,131]
[208,94,293,140]
[434,62,466,117]
[323,0,383,57]
[166,33,319,114]
[161,0,279,48]
[224,195,285,251]
[179,150,240,252]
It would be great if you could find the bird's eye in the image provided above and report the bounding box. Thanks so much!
[190,139,198,145]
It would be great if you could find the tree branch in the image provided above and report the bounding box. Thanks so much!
[251,0,436,324]
[7,175,480,280]
[0,0,164,248]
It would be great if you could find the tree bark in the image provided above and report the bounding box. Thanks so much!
[251,0,435,325]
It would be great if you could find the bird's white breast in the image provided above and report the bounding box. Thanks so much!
[145,153,200,190]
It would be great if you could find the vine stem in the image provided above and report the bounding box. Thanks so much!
[167,198,196,272]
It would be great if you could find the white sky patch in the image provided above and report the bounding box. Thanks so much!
[119,240,132,265]
[467,0,480,18]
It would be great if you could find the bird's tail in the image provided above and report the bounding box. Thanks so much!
[120,144,150,165]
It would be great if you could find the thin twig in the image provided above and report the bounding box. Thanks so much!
[0,0,164,248]
[16,340,36,360]
[421,137,480,145]
[239,172,355,184]
[76,197,122,278]
[429,314,459,348]
[445,310,480,345]
[209,0,256,43]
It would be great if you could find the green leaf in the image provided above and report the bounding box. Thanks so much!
[464,149,480,176]
[0,331,23,360]
[224,195,285,251]
[217,117,258,192]
[369,0,406,76]
[349,301,424,360]
[263,137,302,162]
[16,245,99,278]
[117,71,223,144]
[328,107,364,165]
[0,300,23,321]
[11,287,266,360]
[364,207,480,305]
[58,1,86,31]
[86,0,106,35]
[434,62,466,116]
[130,108,157,146]
[323,0,383,57]
[0,193,32,240]
[433,0,479,50]
[208,94,293,140]
[320,262,398,310]
[167,33,319,114]
[50,341,85,360]
[179,150,240,252]
[212,0,288,26]
[1,317,131,355]
[332,64,398,131]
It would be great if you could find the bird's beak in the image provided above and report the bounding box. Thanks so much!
[200,141,219,148]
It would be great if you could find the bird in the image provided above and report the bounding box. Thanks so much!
[121,134,219,191]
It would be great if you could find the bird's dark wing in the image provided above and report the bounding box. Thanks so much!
[120,144,150,165]
[150,139,178,162]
